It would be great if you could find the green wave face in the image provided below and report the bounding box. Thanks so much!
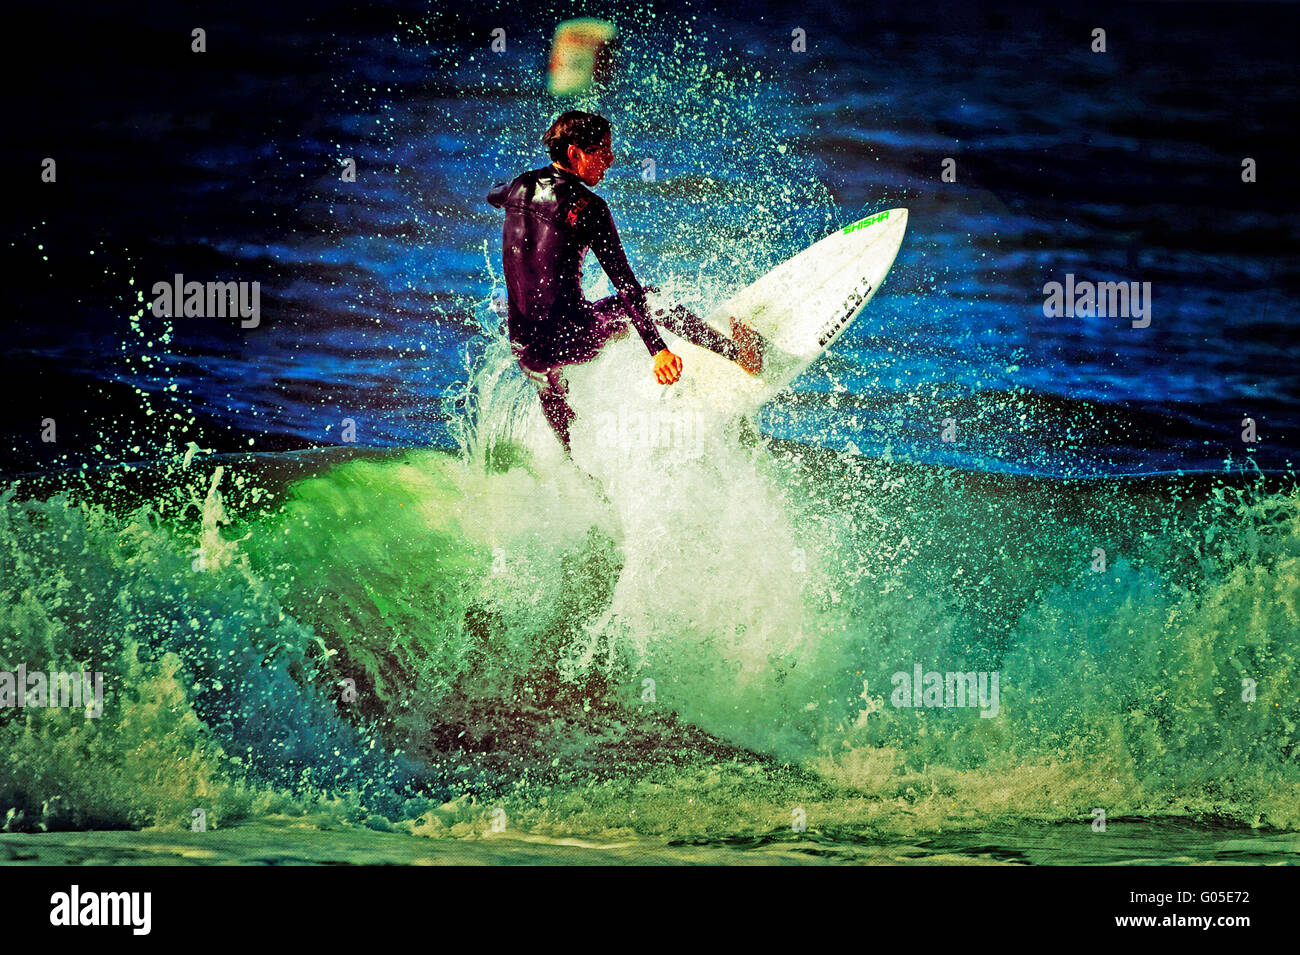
[4,432,1298,846]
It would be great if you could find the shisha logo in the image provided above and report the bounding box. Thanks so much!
[841,209,891,235]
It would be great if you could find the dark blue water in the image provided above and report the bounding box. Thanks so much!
[4,0,1297,478]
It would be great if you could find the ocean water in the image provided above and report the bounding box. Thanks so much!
[2,0,1298,862]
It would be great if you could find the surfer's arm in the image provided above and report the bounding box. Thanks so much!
[586,198,668,358]
[487,181,510,208]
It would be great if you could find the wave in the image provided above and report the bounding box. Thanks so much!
[6,326,1296,840]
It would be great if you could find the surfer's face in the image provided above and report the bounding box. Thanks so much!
[568,133,614,186]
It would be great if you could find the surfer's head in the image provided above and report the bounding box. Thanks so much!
[543,111,614,186]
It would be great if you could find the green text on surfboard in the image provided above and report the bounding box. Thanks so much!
[842,210,891,235]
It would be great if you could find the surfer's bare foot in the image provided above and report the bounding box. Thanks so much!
[731,317,764,375]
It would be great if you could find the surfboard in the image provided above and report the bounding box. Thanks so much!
[560,208,908,459]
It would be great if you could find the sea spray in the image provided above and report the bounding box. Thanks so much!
[0,458,432,831]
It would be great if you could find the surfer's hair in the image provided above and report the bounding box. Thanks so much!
[543,111,611,163]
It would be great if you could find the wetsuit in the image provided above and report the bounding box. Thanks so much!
[487,164,738,453]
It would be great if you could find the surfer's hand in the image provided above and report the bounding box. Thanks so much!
[654,349,682,385]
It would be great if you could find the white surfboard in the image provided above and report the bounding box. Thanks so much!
[561,209,908,460]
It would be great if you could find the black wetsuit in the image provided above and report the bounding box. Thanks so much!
[487,164,737,453]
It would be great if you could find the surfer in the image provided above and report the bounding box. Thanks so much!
[487,110,765,455]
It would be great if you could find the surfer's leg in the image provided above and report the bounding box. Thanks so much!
[520,362,611,500]
[587,296,632,347]
[522,362,576,455]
